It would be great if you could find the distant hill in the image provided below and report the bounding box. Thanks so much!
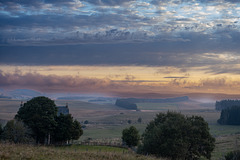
[57,96,117,104]
[117,96,189,104]
[6,89,44,100]
[115,96,189,110]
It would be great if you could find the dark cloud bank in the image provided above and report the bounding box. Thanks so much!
[1,0,240,69]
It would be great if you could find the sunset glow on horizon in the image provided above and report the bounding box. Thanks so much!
[1,0,240,98]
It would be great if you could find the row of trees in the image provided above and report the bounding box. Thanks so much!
[122,112,215,160]
[218,106,240,125]
[115,99,138,110]
[215,99,240,110]
[0,96,83,144]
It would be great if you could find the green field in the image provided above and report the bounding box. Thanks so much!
[1,98,240,159]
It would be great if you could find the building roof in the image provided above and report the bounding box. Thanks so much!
[57,105,69,116]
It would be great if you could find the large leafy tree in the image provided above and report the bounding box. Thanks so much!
[53,114,73,143]
[15,96,57,144]
[140,112,215,160]
[122,126,140,147]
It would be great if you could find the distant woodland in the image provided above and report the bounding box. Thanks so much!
[115,96,189,110]
[215,99,240,110]
[216,100,240,125]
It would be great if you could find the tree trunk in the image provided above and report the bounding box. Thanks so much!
[48,133,50,145]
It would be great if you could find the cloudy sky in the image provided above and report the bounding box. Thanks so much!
[1,0,240,98]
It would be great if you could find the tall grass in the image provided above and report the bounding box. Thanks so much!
[0,143,162,160]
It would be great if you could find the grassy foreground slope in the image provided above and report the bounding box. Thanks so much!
[0,144,161,160]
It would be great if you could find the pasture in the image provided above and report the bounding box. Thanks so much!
[0,144,160,160]
[1,98,240,159]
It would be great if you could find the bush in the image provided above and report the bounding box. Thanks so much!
[225,150,240,160]
[140,111,215,160]
[122,126,140,147]
[2,120,33,143]
[137,118,142,123]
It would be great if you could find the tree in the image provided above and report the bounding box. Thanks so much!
[84,120,89,124]
[71,120,83,140]
[0,123,3,139]
[122,126,140,147]
[53,114,83,144]
[15,96,57,144]
[140,112,215,160]
[137,117,142,123]
[115,99,138,110]
[225,150,240,160]
[218,106,240,125]
[2,120,32,143]
[53,114,73,143]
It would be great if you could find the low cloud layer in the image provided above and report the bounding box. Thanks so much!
[1,70,240,97]
[1,0,240,96]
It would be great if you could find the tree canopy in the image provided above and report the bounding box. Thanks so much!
[140,112,215,160]
[15,96,57,144]
[115,99,138,110]
[218,106,240,125]
[14,96,83,144]
[122,126,140,147]
[215,99,240,110]
[53,114,83,144]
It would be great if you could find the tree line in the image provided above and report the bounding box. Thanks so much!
[0,96,83,144]
[218,106,240,125]
[215,99,240,110]
[215,99,240,125]
[115,99,138,110]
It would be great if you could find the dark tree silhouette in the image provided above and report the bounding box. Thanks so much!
[15,96,57,144]
[71,120,83,140]
[140,112,215,160]
[0,123,3,138]
[53,114,83,144]
[122,126,140,147]
[2,120,32,143]
[218,106,240,125]
[115,99,138,110]
[215,99,240,110]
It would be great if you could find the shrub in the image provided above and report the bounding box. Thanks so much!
[122,126,140,147]
[225,150,240,160]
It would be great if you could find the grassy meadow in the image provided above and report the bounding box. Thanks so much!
[1,98,240,159]
[0,144,161,160]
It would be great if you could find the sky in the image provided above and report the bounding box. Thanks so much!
[1,0,240,98]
